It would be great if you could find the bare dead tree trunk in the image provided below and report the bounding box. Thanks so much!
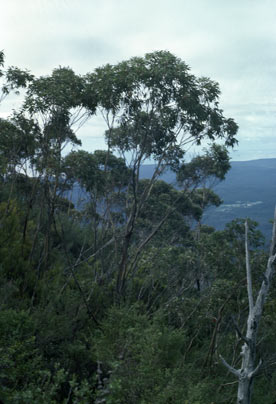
[220,208,276,404]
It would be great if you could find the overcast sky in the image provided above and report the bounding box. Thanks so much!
[1,0,276,161]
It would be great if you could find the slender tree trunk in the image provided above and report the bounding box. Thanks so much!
[236,338,255,404]
[236,306,259,404]
[220,209,276,404]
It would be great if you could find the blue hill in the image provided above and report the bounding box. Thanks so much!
[141,159,276,239]
[68,158,276,240]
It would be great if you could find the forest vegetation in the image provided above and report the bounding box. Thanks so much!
[1,50,276,403]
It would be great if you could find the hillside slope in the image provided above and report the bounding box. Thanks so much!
[203,158,276,239]
[69,159,276,240]
[140,159,276,239]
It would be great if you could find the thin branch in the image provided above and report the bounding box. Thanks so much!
[231,316,250,346]
[269,205,276,256]
[219,355,240,377]
[128,206,176,278]
[59,237,115,295]
[248,358,262,378]
[245,220,254,314]
[219,380,239,388]
[59,223,102,329]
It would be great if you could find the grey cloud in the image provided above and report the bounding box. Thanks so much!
[2,0,276,159]
[67,37,121,72]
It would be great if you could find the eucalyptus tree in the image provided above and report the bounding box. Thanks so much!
[63,149,131,271]
[0,50,34,105]
[86,51,238,295]
[22,66,96,175]
[0,50,34,189]
[7,67,98,271]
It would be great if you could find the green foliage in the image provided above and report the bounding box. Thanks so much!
[0,50,4,69]
[93,305,190,404]
[177,144,231,186]
[0,52,33,100]
[0,116,37,172]
[90,51,238,168]
[0,201,35,299]
[4,66,34,93]
[1,50,276,404]
[0,309,42,402]
[64,149,130,194]
[24,67,87,112]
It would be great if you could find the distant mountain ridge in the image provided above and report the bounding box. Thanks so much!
[68,158,276,240]
[203,158,276,240]
[140,158,276,240]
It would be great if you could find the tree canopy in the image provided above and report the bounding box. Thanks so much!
[1,50,275,404]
